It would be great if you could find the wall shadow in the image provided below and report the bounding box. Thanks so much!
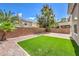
[70,37,79,56]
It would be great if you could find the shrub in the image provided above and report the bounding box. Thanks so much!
[0,21,15,32]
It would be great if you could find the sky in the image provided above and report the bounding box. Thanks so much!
[0,3,68,22]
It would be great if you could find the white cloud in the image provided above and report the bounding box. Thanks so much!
[28,17,36,20]
[25,17,37,22]
[18,13,22,17]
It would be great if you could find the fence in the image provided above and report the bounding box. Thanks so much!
[6,27,45,38]
[51,28,70,34]
[0,27,70,39]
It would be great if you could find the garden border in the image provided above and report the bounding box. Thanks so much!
[16,43,30,56]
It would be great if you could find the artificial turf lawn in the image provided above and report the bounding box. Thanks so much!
[18,36,79,56]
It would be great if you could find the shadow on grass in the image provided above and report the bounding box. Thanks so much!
[70,37,79,56]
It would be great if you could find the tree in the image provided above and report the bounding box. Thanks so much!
[60,18,66,22]
[0,9,19,23]
[37,4,55,32]
[0,9,19,41]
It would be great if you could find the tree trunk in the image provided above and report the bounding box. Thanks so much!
[45,27,51,32]
[1,31,7,41]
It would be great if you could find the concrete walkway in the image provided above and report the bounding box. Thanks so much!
[0,33,70,56]
[44,33,70,39]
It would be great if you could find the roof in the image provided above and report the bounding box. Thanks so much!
[67,3,77,14]
[21,19,33,23]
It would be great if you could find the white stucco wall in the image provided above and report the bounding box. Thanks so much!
[71,4,79,45]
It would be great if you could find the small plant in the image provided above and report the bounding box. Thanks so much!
[0,21,15,32]
[0,21,16,41]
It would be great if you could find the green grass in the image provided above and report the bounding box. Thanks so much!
[17,36,79,56]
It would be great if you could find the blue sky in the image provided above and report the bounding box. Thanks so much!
[0,3,68,21]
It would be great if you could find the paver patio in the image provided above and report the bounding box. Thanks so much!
[0,33,70,56]
[0,34,38,56]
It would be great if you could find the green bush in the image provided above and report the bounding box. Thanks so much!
[0,21,15,32]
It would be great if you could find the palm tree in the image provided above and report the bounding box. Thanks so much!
[0,9,19,23]
[0,9,19,41]
[37,4,55,32]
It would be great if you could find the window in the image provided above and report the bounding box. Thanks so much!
[74,24,77,33]
[25,23,27,25]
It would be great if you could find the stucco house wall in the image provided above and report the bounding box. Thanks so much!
[69,4,79,45]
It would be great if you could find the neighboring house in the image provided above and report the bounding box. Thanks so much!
[15,13,39,28]
[20,20,32,27]
[32,22,39,28]
[16,19,39,28]
[68,3,79,45]
[58,18,70,28]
